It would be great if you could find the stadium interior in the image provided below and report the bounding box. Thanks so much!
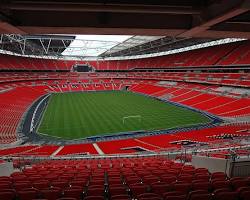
[0,0,250,200]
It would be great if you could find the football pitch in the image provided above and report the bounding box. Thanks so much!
[38,91,211,139]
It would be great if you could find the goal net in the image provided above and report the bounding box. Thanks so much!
[122,115,142,124]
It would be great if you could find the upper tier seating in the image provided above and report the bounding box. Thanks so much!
[0,40,250,70]
[0,71,249,88]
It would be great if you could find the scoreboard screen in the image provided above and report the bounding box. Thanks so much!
[73,65,92,72]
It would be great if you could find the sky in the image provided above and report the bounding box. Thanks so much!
[61,35,132,57]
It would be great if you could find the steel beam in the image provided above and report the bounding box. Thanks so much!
[1,2,200,15]
[178,0,250,38]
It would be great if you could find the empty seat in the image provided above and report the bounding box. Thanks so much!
[163,191,185,199]
[70,180,87,187]
[231,179,248,190]
[192,181,211,191]
[63,188,82,200]
[87,187,104,196]
[18,191,38,200]
[51,181,69,189]
[151,182,171,195]
[241,191,250,200]
[212,180,230,190]
[130,185,148,197]
[211,172,227,180]
[214,191,238,200]
[137,192,161,200]
[0,191,15,200]
[173,183,191,193]
[187,190,209,200]
[109,187,127,196]
[41,189,61,200]
[33,181,50,190]
[190,194,212,200]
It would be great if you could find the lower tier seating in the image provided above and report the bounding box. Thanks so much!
[130,83,250,118]
[0,124,249,156]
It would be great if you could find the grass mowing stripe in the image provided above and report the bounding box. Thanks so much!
[38,91,211,139]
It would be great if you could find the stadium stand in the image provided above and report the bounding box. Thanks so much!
[0,157,250,200]
[129,83,250,117]
[0,1,250,200]
[1,39,250,71]
[0,124,249,156]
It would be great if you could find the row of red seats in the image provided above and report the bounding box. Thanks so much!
[0,124,249,156]
[1,157,250,200]
[1,71,249,88]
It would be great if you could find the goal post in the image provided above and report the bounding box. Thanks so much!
[122,115,142,124]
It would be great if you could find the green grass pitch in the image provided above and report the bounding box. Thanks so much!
[38,91,211,139]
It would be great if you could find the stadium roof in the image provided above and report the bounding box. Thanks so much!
[1,0,250,38]
[0,34,167,57]
[61,35,167,57]
[0,34,246,60]
[0,0,250,60]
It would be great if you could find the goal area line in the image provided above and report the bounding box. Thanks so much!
[122,115,142,124]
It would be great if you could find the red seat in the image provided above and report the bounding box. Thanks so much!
[231,179,248,190]
[0,184,11,189]
[195,168,209,174]
[109,187,127,196]
[190,194,211,200]
[213,188,231,196]
[173,183,191,193]
[211,172,227,180]
[87,187,104,196]
[15,182,32,191]
[70,181,86,188]
[18,191,38,200]
[194,174,210,181]
[187,190,209,200]
[0,192,15,200]
[0,181,12,186]
[51,181,69,189]
[137,192,160,199]
[63,189,82,200]
[160,176,176,184]
[241,191,250,200]
[163,191,185,199]
[41,189,61,200]
[212,180,230,190]
[143,176,159,184]
[151,182,171,195]
[192,181,211,191]
[33,181,50,190]
[214,191,238,200]
[130,184,148,196]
